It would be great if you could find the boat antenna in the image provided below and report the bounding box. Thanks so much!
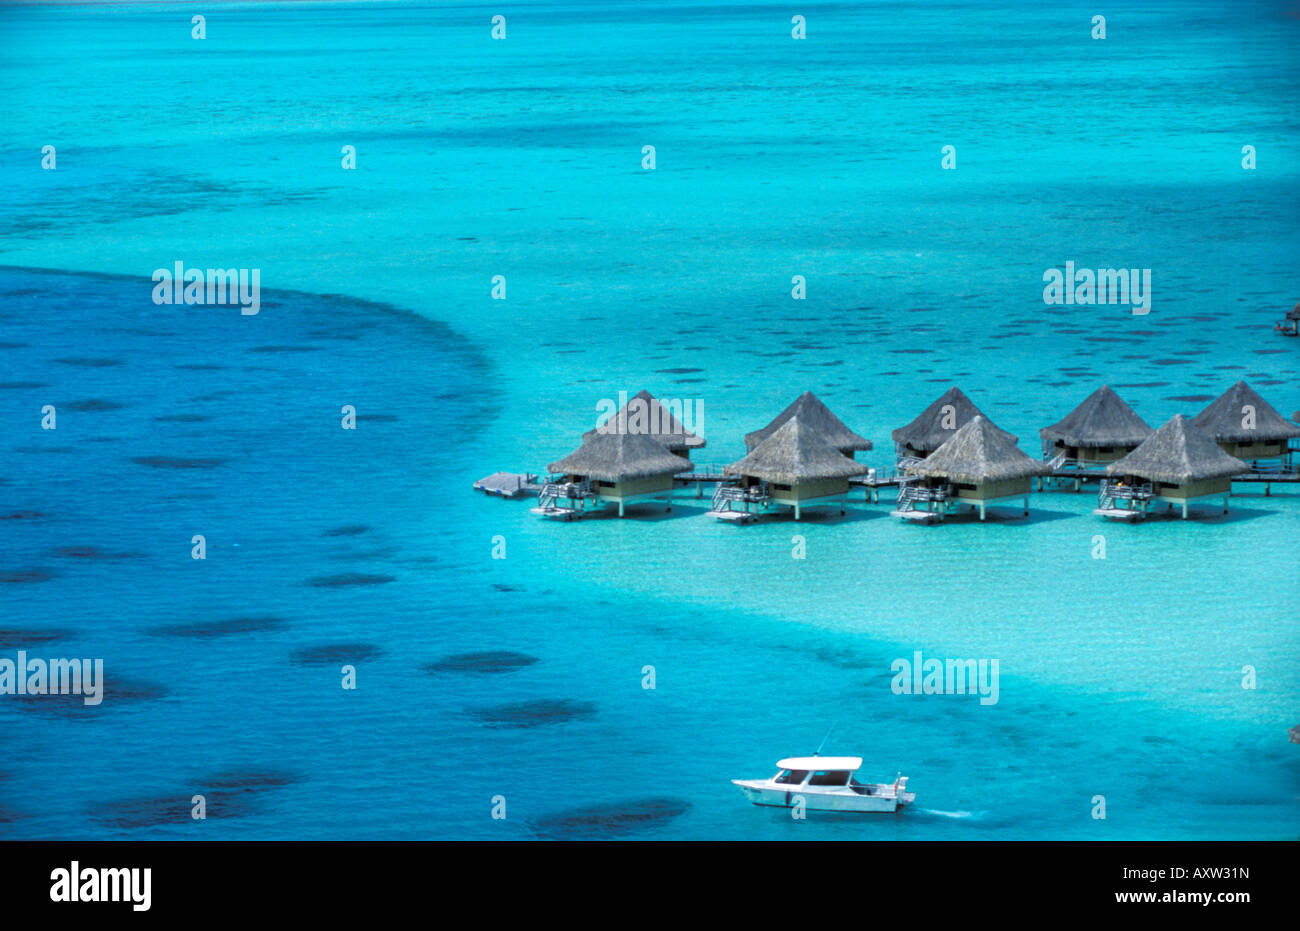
[814,722,837,758]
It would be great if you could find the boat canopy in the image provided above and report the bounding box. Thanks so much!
[777,756,862,772]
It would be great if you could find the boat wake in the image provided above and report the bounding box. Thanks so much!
[917,808,978,819]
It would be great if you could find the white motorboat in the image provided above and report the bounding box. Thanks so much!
[732,756,915,813]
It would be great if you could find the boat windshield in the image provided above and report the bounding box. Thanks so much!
[808,770,850,787]
[774,769,808,785]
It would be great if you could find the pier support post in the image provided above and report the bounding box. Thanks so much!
[619,500,625,517]
[1181,502,1188,519]
[1223,494,1229,514]
[979,501,986,521]
[1023,496,1028,516]
[795,503,801,520]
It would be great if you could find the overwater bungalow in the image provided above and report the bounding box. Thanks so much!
[891,386,1015,467]
[896,416,1050,522]
[1277,299,1299,336]
[1189,380,1299,473]
[1098,415,1247,520]
[1039,385,1153,470]
[583,389,706,461]
[714,416,867,521]
[535,431,689,519]
[743,390,872,458]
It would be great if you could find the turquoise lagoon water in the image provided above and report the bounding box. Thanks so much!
[0,1,1297,839]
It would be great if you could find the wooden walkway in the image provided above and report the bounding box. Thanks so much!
[479,465,1299,500]
[1040,469,1298,488]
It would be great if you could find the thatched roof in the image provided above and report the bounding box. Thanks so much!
[583,389,705,451]
[1107,415,1247,484]
[549,431,690,482]
[726,416,868,485]
[744,390,872,454]
[1190,380,1300,443]
[908,416,1049,484]
[891,386,1016,454]
[1040,385,1153,449]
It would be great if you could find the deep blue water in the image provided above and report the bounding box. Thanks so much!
[0,1,1297,839]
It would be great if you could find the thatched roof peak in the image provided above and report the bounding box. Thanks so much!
[1189,380,1300,443]
[1107,415,1247,484]
[744,390,871,454]
[584,389,706,451]
[727,416,868,485]
[891,386,1016,455]
[549,431,690,482]
[1040,385,1153,449]
[908,416,1049,484]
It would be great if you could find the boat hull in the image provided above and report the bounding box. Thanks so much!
[732,780,912,813]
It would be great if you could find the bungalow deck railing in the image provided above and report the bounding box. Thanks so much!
[679,462,735,481]
[896,483,950,509]
[711,484,770,511]
[538,480,592,509]
[1098,479,1153,510]
[1043,450,1073,470]
[853,465,921,485]
[1240,459,1291,477]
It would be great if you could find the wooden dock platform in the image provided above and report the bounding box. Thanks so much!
[892,509,943,523]
[474,472,542,498]
[1093,507,1146,522]
[707,509,757,524]
[529,505,583,520]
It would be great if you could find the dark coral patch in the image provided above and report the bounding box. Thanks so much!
[0,569,56,584]
[470,698,596,729]
[133,456,227,469]
[148,617,288,638]
[306,572,395,587]
[61,399,125,412]
[11,677,170,717]
[52,546,141,560]
[154,413,212,423]
[323,525,370,537]
[0,628,73,649]
[54,357,121,367]
[424,651,539,674]
[290,643,384,666]
[531,798,689,839]
[92,772,298,828]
